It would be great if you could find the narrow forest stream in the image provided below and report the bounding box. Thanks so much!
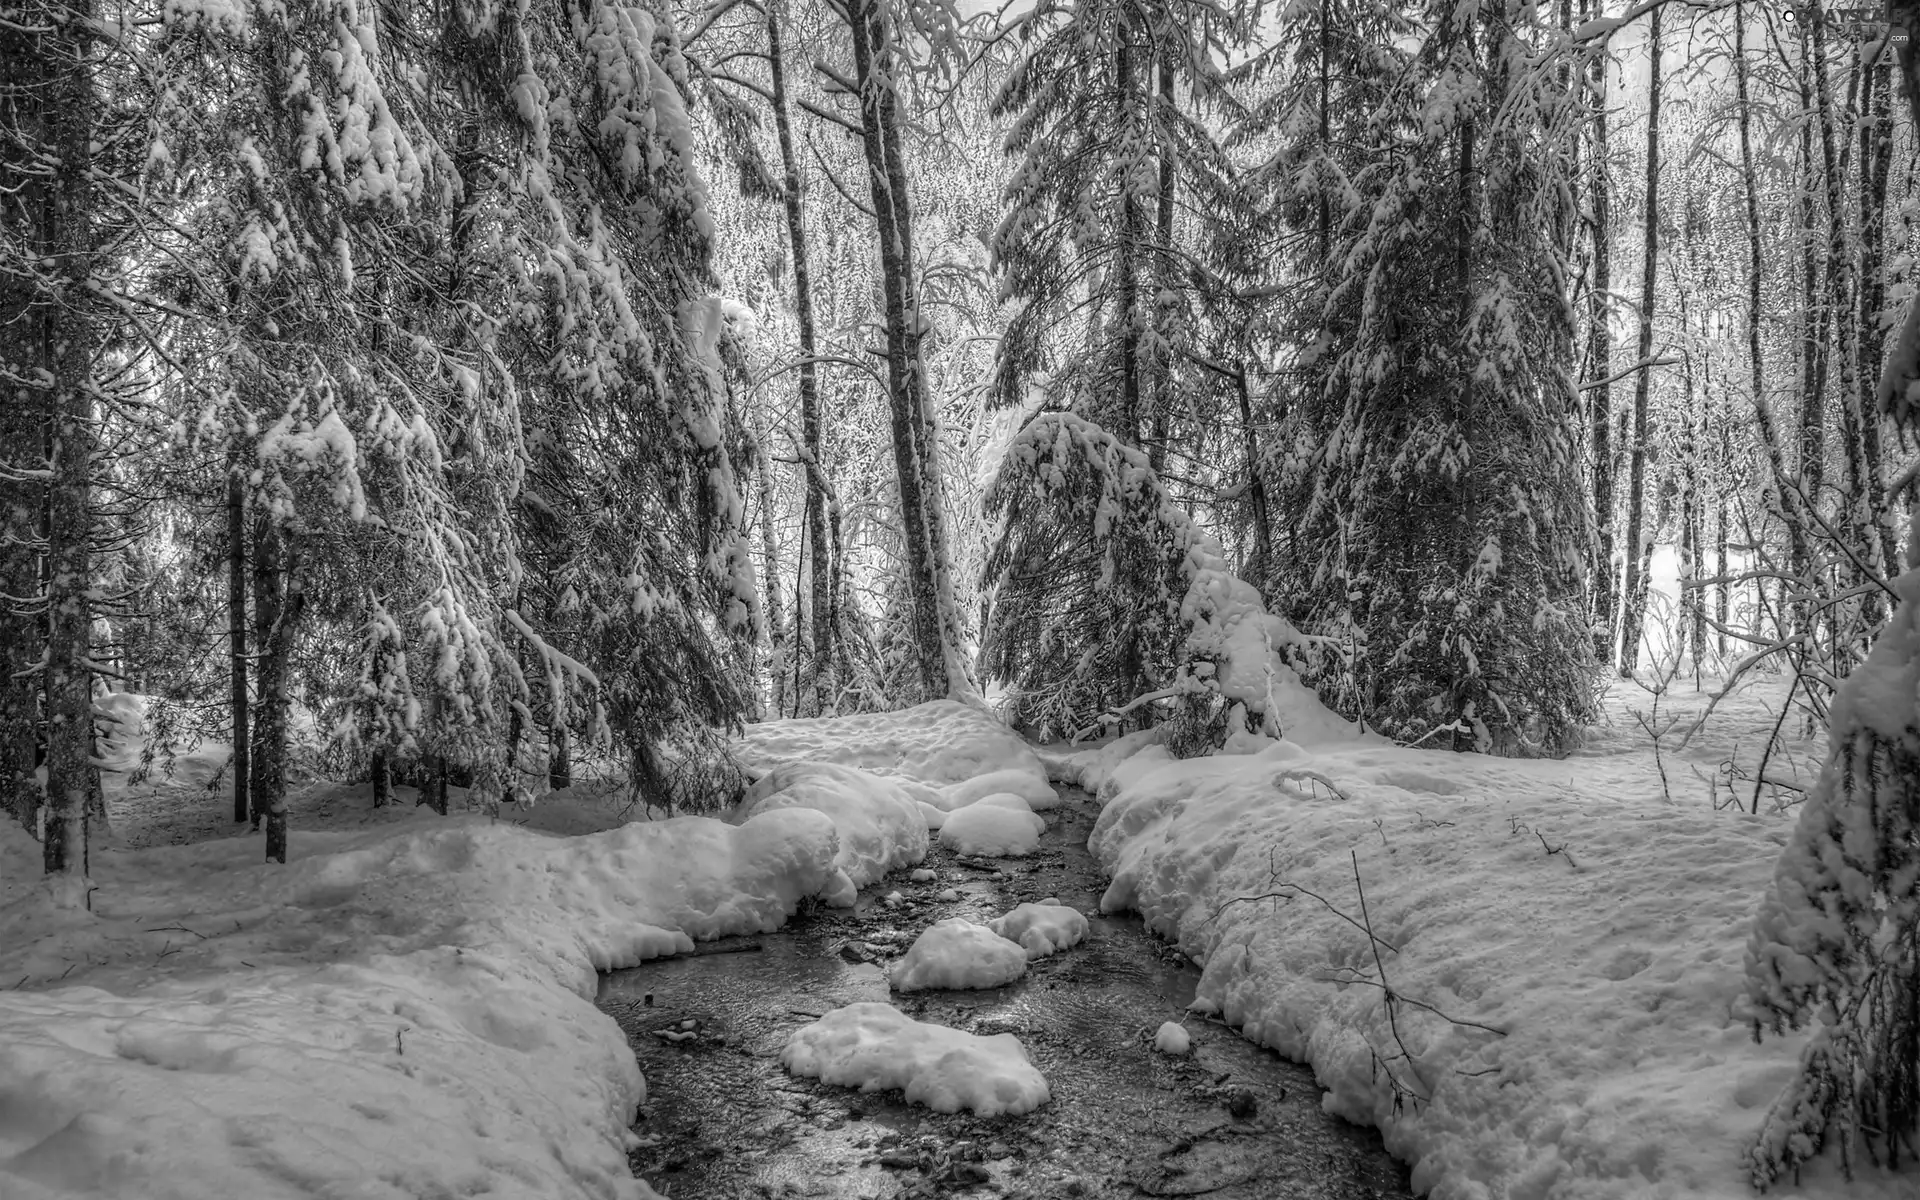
[597,789,1413,1200]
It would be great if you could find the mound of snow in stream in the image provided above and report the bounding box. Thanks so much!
[937,794,1046,857]
[988,901,1088,960]
[0,805,851,1200]
[731,762,927,889]
[1081,717,1885,1200]
[889,918,1029,992]
[781,1002,1049,1115]
[1154,1021,1192,1056]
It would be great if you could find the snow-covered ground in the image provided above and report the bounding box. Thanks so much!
[0,698,1064,1199]
[1,663,1893,1200]
[1051,670,1889,1200]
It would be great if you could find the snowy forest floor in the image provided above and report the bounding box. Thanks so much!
[598,788,1412,1200]
[2,668,1857,1200]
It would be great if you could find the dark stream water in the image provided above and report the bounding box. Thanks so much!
[597,789,1413,1200]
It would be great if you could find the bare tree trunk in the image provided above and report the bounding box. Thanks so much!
[1146,52,1177,475]
[1235,363,1271,585]
[1795,28,1827,577]
[248,522,302,862]
[1736,0,1808,621]
[1715,494,1730,658]
[1115,15,1145,448]
[845,0,968,702]
[37,0,98,878]
[370,748,390,807]
[0,7,46,835]
[1618,4,1661,675]
[1681,345,1704,667]
[1813,8,1878,642]
[766,0,834,711]
[260,533,302,863]
[248,509,274,830]
[548,723,570,791]
[423,689,449,817]
[1585,7,1617,660]
[752,424,789,719]
[228,457,249,822]
[1856,49,1900,602]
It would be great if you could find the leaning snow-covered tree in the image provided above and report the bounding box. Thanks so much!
[1741,519,1920,1184]
[1266,0,1595,753]
[1738,9,1920,1175]
[982,411,1319,754]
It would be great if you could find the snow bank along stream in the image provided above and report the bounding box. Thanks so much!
[599,788,1412,1199]
[1,685,1876,1200]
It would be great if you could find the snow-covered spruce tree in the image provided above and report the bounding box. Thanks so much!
[1742,17,1920,1157]
[458,0,763,810]
[988,0,1240,716]
[1266,0,1595,753]
[1742,522,1920,1184]
[0,0,167,871]
[991,0,1235,454]
[982,411,1310,750]
[138,0,759,834]
[1198,0,1407,593]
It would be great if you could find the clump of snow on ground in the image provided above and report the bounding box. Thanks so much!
[1035,727,1166,792]
[0,804,851,1200]
[937,794,1046,856]
[889,917,1029,991]
[740,700,1049,795]
[1154,1021,1191,1056]
[1079,675,1889,1200]
[740,704,1059,855]
[987,901,1088,960]
[781,1001,1049,1115]
[731,762,928,888]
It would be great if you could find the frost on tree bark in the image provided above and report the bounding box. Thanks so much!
[844,0,974,704]
[1617,3,1660,676]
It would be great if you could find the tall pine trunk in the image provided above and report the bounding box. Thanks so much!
[251,522,303,861]
[1856,50,1900,609]
[37,0,99,878]
[1813,8,1878,645]
[846,0,969,702]
[248,508,273,829]
[766,0,834,712]
[1585,4,1616,660]
[1795,26,1827,617]
[1736,0,1807,639]
[1115,13,1145,447]
[1618,4,1661,674]
[752,420,789,719]
[0,6,47,834]
[228,457,249,822]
